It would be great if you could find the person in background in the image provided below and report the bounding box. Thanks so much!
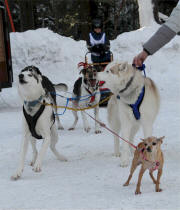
[87,18,111,64]
[133,0,180,67]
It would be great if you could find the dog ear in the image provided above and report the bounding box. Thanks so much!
[31,66,42,75]
[140,138,145,142]
[109,63,124,75]
[157,136,165,144]
[118,62,128,72]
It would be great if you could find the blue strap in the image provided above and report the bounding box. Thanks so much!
[24,95,43,107]
[55,98,70,116]
[129,86,145,120]
[132,64,146,77]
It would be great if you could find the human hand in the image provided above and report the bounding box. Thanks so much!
[133,50,148,67]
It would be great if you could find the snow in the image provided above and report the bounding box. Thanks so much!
[0,25,180,209]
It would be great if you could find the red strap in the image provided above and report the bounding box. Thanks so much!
[78,62,90,69]
[98,81,105,87]
[89,95,95,103]
[4,0,15,32]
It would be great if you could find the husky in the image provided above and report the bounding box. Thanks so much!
[97,62,160,167]
[11,66,68,180]
[68,64,102,133]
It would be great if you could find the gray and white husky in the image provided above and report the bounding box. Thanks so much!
[12,66,67,180]
[97,62,160,167]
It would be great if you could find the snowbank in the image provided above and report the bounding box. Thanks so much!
[0,26,180,209]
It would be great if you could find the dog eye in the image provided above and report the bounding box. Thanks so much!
[106,71,109,73]
[152,142,156,146]
[144,143,147,146]
[28,74,33,77]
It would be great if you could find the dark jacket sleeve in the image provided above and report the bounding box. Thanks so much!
[104,35,110,51]
[86,34,93,52]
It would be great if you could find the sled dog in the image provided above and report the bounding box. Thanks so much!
[12,66,67,180]
[124,136,164,194]
[69,64,101,133]
[97,62,160,167]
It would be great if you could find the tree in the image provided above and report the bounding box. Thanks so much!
[137,0,155,27]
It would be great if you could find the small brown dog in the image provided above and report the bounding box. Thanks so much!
[123,136,164,194]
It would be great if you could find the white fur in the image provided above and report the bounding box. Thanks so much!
[97,62,160,167]
[11,70,67,180]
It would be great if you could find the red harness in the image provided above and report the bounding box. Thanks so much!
[85,87,96,103]
[140,149,160,172]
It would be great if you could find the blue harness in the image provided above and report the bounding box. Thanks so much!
[129,86,145,120]
[117,64,146,120]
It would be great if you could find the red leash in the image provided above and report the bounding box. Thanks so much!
[4,0,15,32]
[83,110,137,149]
[84,110,160,171]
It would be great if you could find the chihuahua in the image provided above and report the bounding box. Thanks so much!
[123,136,164,194]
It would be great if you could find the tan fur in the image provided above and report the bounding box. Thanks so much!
[123,136,164,194]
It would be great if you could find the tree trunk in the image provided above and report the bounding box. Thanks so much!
[138,0,155,27]
[19,0,34,31]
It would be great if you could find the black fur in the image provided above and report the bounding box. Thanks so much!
[73,77,82,97]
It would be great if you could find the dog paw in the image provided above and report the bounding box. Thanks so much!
[58,155,68,162]
[84,127,91,133]
[156,188,162,192]
[113,152,121,157]
[120,159,130,167]
[68,127,75,131]
[58,126,64,130]
[135,190,141,195]
[95,130,101,134]
[33,163,42,172]
[11,169,23,180]
[123,182,129,186]
[29,161,34,166]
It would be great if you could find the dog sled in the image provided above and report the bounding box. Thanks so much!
[78,51,113,107]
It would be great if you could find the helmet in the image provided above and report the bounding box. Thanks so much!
[92,18,103,29]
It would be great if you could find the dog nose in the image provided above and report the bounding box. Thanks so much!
[19,74,24,79]
[147,147,152,152]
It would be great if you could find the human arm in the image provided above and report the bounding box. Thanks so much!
[133,1,180,66]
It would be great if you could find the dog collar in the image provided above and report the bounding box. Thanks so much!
[24,95,43,108]
[140,148,160,172]
[118,75,134,94]
[116,76,133,99]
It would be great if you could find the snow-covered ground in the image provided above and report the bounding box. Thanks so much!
[0,25,180,209]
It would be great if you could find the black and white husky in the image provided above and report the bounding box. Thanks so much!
[69,64,102,133]
[11,66,67,180]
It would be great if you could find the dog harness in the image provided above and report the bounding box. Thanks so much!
[85,87,96,103]
[117,86,145,120]
[140,148,160,172]
[24,95,43,108]
[129,86,145,120]
[116,74,145,120]
[23,103,55,139]
[23,104,45,139]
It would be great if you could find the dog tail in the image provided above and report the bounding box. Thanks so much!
[54,83,68,92]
